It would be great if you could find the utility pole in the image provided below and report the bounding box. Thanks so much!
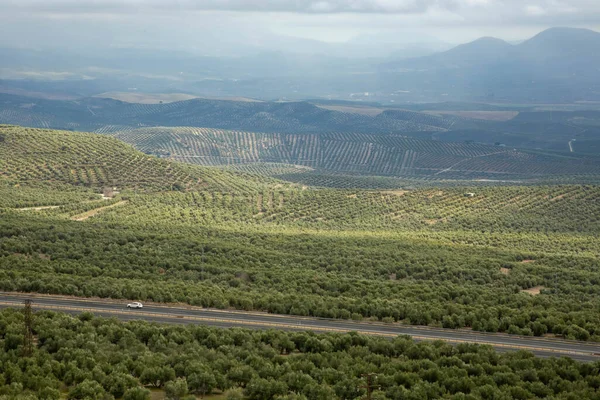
[201,245,205,278]
[23,299,34,357]
[360,373,376,400]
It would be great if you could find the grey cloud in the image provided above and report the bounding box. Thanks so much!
[0,0,456,14]
[1,0,599,25]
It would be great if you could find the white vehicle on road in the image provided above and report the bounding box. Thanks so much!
[127,302,143,309]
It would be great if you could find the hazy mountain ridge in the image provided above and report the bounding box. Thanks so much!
[2,27,600,103]
[0,93,465,134]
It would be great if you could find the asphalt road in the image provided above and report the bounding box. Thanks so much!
[2,292,600,362]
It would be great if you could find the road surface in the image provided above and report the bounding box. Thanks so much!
[2,292,600,362]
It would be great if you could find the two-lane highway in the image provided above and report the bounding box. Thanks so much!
[2,292,600,362]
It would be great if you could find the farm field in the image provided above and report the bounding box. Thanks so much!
[423,111,519,121]
[94,92,201,104]
[108,126,600,185]
[1,126,600,344]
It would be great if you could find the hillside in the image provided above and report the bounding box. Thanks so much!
[0,125,273,193]
[519,27,600,64]
[108,126,600,185]
[2,94,600,187]
[393,37,514,69]
[0,93,478,134]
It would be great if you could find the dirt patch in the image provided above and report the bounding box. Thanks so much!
[424,110,519,121]
[521,259,535,264]
[71,201,128,221]
[381,190,408,196]
[315,104,386,116]
[522,286,544,295]
[149,389,165,400]
[427,190,444,199]
[424,217,447,225]
[94,92,199,104]
[389,273,397,281]
[16,205,60,211]
[500,267,510,275]
[95,91,261,104]
[346,194,357,199]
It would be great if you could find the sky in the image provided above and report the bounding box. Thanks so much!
[0,0,599,55]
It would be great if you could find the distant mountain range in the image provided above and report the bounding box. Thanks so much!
[388,28,600,69]
[0,27,599,104]
[380,28,600,103]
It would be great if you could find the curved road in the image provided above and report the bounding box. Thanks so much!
[2,292,600,362]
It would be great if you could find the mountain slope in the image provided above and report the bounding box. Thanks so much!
[381,27,600,102]
[395,37,514,69]
[519,27,600,60]
[386,27,600,72]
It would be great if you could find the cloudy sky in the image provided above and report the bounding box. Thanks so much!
[0,0,599,54]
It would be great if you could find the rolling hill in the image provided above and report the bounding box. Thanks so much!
[2,93,600,186]
[0,93,467,134]
[0,125,273,192]
[106,126,600,186]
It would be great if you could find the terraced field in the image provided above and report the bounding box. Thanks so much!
[109,127,600,184]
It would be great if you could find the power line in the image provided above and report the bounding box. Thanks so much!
[23,299,34,357]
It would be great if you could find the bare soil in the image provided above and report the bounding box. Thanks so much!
[380,190,408,196]
[315,104,386,116]
[522,286,544,295]
[424,110,519,121]
[16,205,60,211]
[94,92,199,104]
[71,201,128,221]
[95,92,262,104]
